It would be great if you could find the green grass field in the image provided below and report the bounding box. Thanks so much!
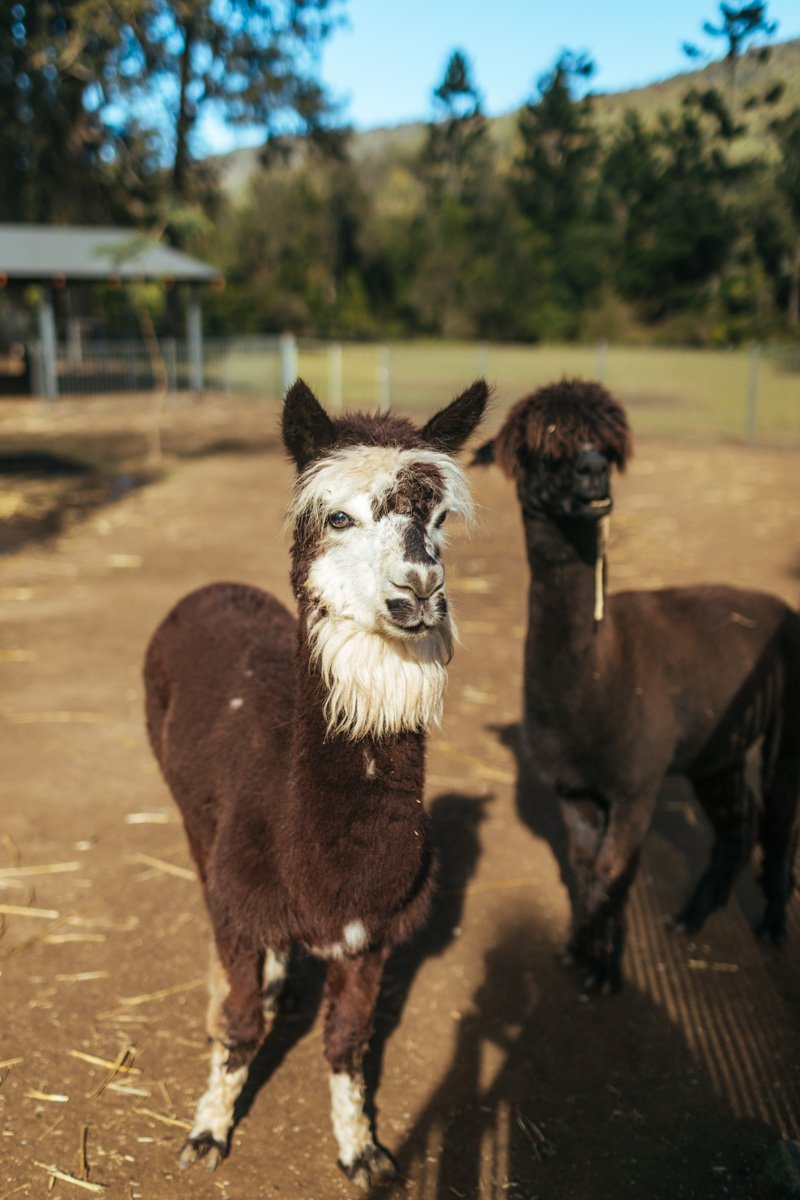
[274,340,800,446]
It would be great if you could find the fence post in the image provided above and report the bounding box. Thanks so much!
[746,343,760,446]
[280,332,298,392]
[377,344,390,413]
[328,344,343,413]
[595,339,609,383]
[476,342,489,378]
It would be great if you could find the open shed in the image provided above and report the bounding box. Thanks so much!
[0,224,221,399]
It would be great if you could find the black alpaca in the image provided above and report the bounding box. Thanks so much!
[144,379,487,1185]
[475,379,800,991]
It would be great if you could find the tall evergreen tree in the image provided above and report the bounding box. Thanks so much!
[413,49,497,335]
[422,49,489,205]
[770,108,800,326]
[510,51,610,338]
[603,94,739,323]
[683,3,778,108]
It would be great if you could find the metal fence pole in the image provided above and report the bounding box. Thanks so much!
[476,342,489,378]
[377,344,390,413]
[280,332,298,392]
[746,343,760,446]
[595,339,609,383]
[328,344,343,413]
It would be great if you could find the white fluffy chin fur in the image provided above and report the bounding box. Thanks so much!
[309,610,453,740]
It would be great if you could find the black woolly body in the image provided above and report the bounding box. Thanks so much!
[481,379,800,991]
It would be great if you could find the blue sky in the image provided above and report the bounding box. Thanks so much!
[322,0,799,127]
[198,0,799,151]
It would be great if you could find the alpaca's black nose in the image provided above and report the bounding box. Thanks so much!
[573,448,610,499]
[407,565,444,600]
[390,562,444,602]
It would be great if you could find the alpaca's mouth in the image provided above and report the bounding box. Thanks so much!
[388,617,440,636]
[384,590,448,637]
[383,612,445,639]
[576,496,612,517]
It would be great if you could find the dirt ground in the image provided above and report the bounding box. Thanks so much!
[1,394,800,1200]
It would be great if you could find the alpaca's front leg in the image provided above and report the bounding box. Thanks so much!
[561,790,655,993]
[180,942,286,1170]
[323,948,395,1189]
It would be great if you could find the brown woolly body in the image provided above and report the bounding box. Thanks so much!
[142,377,487,1184]
[145,583,435,960]
[478,379,800,993]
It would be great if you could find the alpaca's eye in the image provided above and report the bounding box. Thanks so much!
[434,511,448,528]
[328,511,353,530]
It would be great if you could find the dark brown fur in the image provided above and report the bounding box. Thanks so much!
[475,380,800,992]
[144,378,486,1182]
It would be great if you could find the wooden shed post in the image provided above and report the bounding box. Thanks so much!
[186,285,204,395]
[38,286,59,401]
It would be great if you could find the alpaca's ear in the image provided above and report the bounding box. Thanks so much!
[282,379,336,470]
[420,378,489,454]
[470,438,496,467]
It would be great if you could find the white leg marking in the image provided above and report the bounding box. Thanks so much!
[329,1071,373,1168]
[343,920,369,954]
[262,947,289,1012]
[189,1041,249,1147]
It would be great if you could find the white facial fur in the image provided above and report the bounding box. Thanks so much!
[289,444,474,740]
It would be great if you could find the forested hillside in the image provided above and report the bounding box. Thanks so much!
[200,37,800,345]
[1,1,798,346]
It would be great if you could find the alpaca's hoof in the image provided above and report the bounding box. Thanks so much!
[179,1132,227,1171]
[580,958,623,997]
[557,946,577,967]
[755,917,788,947]
[671,905,707,935]
[340,1143,398,1191]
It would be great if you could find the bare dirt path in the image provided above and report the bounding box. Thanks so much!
[2,398,799,1200]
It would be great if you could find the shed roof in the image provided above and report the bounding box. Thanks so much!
[0,224,219,282]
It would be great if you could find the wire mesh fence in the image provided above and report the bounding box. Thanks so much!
[19,334,800,446]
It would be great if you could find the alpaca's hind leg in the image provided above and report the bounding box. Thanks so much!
[757,757,799,944]
[323,948,395,1189]
[180,939,268,1171]
[676,765,754,934]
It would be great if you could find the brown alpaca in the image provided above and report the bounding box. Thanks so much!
[475,379,800,992]
[143,378,487,1185]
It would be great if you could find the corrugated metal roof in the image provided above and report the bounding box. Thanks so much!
[0,224,219,281]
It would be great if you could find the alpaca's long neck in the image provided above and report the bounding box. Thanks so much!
[289,604,428,800]
[280,611,431,952]
[522,514,606,683]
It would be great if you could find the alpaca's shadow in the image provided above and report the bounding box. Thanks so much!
[366,919,779,1200]
[232,790,491,1134]
[365,791,492,1114]
[492,721,576,902]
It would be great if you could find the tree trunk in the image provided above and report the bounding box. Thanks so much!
[172,18,197,210]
